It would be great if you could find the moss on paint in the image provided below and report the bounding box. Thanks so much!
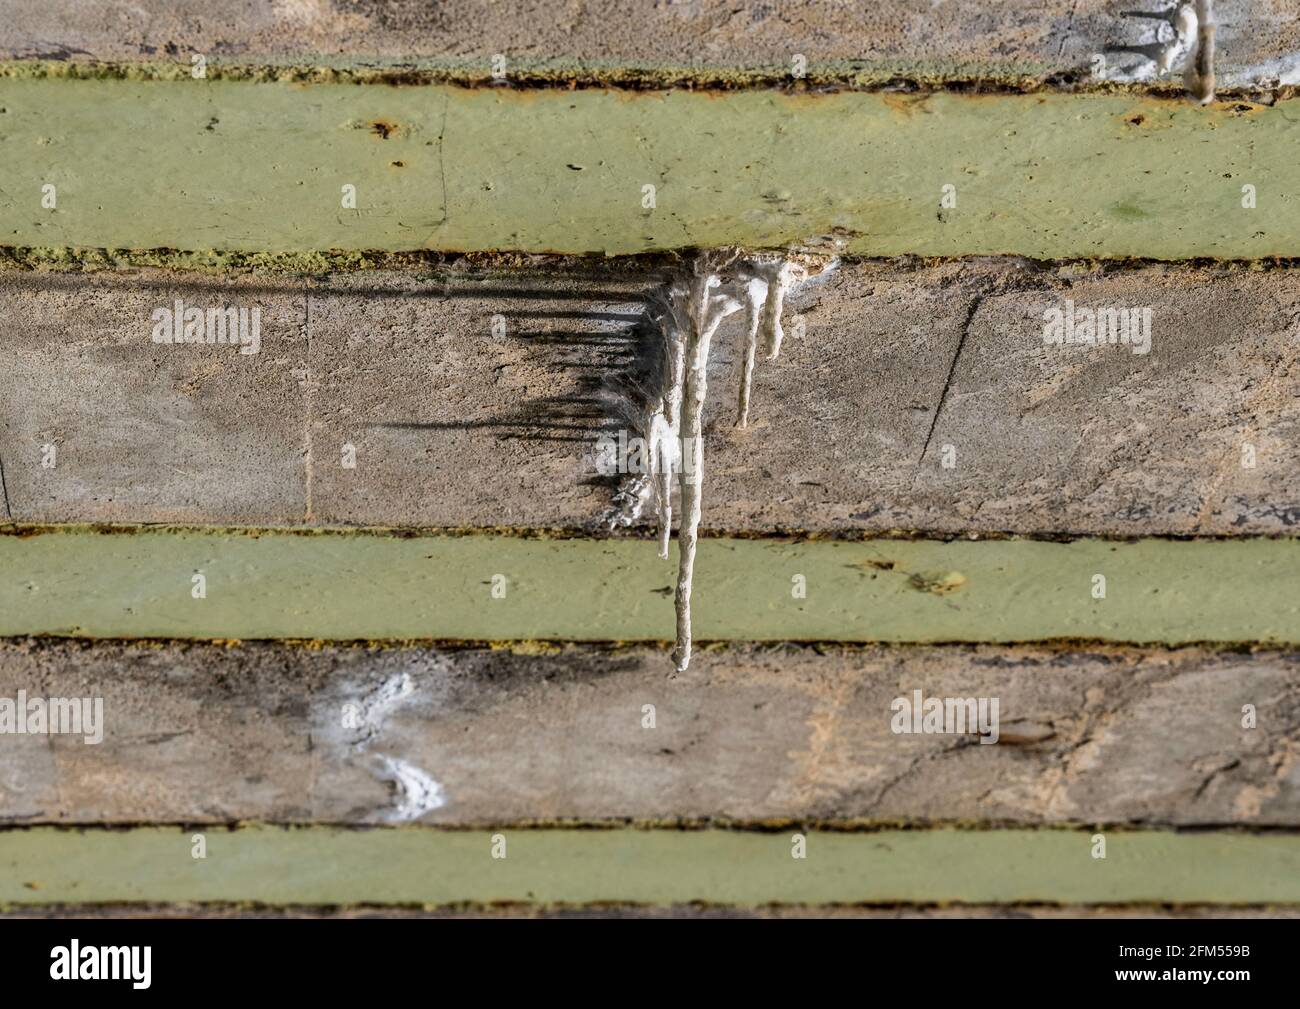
[1,56,1290,100]
[0,57,1100,91]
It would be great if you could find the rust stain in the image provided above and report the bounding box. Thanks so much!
[882,92,933,117]
[908,571,967,596]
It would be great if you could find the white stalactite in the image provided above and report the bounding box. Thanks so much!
[609,250,831,671]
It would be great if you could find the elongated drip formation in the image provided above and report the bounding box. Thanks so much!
[609,249,831,672]
[1114,0,1215,103]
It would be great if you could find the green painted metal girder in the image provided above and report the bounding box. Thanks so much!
[0,80,1295,258]
[2,527,1297,644]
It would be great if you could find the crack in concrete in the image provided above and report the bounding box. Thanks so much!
[917,293,984,466]
[0,450,12,520]
[870,738,977,811]
[1057,0,1082,59]
[1193,758,1242,802]
[302,288,315,522]
[435,93,449,231]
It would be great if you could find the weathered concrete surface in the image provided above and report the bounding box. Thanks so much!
[4,263,1299,534]
[3,81,1300,257]
[1,640,1295,826]
[1,1,1296,89]
[4,529,1300,644]
[3,824,1298,906]
[0,272,307,523]
[305,270,653,527]
[699,260,1300,535]
[0,267,653,526]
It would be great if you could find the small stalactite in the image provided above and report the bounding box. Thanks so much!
[608,249,833,672]
[1113,1,1215,104]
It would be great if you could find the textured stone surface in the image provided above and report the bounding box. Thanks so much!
[2,1,1297,89]
[2,639,1295,826]
[4,262,1298,534]
[0,271,307,524]
[304,270,653,527]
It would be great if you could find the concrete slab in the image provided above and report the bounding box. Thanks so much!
[3,262,1298,534]
[1,2,1296,91]
[1,639,1295,826]
[0,271,308,524]
[305,270,654,527]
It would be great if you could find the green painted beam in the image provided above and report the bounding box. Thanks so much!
[2,526,1298,643]
[2,826,1296,906]
[0,79,1296,258]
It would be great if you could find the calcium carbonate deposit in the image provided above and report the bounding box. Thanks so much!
[609,249,834,671]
